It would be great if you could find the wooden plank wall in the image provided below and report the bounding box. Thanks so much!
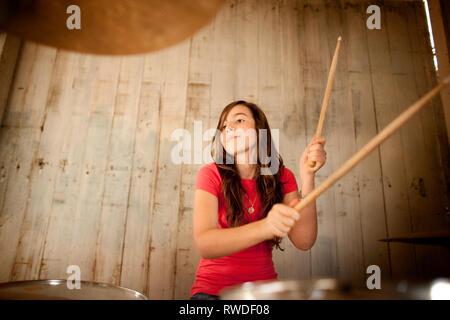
[0,33,21,127]
[429,0,450,145]
[0,0,449,299]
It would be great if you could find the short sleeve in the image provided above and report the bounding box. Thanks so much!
[194,164,221,197]
[280,167,299,195]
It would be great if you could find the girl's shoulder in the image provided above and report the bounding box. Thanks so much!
[198,162,221,179]
[194,162,223,196]
[279,165,295,179]
[278,166,298,194]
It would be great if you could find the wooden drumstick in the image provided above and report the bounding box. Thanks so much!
[296,76,450,213]
[309,36,342,168]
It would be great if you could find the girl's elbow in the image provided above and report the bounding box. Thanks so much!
[294,241,314,251]
[197,249,219,260]
[194,237,217,259]
[199,252,213,259]
[293,235,317,251]
[197,246,214,259]
[195,241,209,259]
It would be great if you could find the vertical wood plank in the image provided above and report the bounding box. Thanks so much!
[38,53,97,280]
[210,0,237,120]
[302,0,339,279]
[147,40,190,299]
[258,0,292,278]
[119,51,164,295]
[0,33,21,126]
[367,2,417,279]
[412,1,450,227]
[274,0,311,280]
[402,1,450,278]
[428,0,450,145]
[344,0,391,281]
[65,55,122,282]
[11,49,77,281]
[93,56,144,284]
[235,0,259,102]
[325,0,365,281]
[388,1,439,280]
[0,125,19,281]
[257,0,283,126]
[422,1,450,223]
[0,43,57,281]
[174,21,215,299]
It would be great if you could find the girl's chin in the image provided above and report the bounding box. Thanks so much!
[225,150,258,164]
[225,147,247,155]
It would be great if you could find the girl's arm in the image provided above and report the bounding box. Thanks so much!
[284,173,318,251]
[193,189,299,259]
[286,135,326,250]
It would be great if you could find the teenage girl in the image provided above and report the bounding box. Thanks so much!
[190,100,326,299]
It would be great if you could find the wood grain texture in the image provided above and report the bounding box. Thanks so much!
[274,0,311,281]
[302,0,339,279]
[119,51,164,296]
[173,15,215,299]
[65,55,122,283]
[39,53,97,280]
[367,2,418,279]
[0,0,449,299]
[344,0,390,283]
[0,43,57,282]
[147,39,190,299]
[0,33,21,126]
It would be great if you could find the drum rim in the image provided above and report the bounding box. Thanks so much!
[0,279,148,300]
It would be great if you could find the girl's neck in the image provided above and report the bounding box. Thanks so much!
[234,144,258,179]
[236,163,256,179]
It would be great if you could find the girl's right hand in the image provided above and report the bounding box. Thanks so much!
[261,203,300,239]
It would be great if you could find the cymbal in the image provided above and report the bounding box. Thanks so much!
[0,279,148,299]
[0,0,225,55]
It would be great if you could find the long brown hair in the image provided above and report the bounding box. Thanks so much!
[211,100,287,250]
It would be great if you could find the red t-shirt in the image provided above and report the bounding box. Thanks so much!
[191,162,299,296]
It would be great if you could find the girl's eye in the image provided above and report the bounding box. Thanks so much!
[237,119,244,123]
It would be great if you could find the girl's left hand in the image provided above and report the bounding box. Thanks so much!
[299,135,327,176]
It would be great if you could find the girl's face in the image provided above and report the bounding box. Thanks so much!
[220,105,257,158]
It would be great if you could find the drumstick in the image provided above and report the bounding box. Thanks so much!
[309,36,342,168]
[296,76,450,213]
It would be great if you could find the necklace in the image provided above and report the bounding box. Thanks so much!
[244,192,257,214]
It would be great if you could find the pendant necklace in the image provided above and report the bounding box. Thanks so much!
[244,192,257,214]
